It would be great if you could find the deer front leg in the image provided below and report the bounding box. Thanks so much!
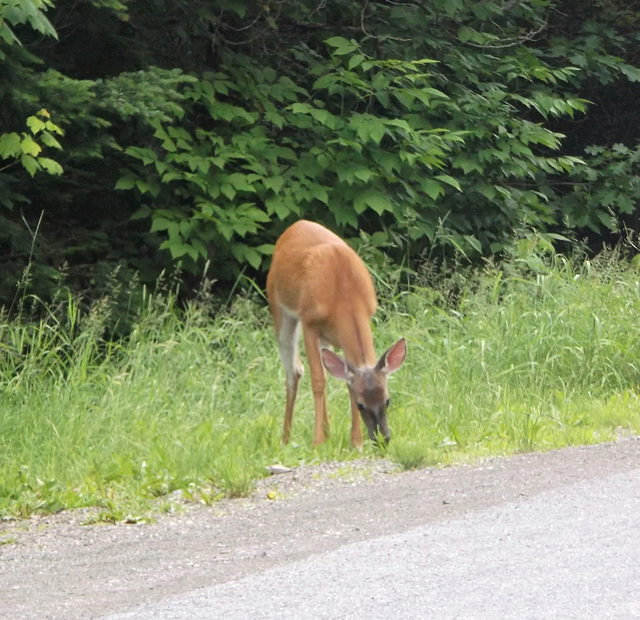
[303,327,330,446]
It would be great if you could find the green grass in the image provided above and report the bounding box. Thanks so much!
[2,249,640,519]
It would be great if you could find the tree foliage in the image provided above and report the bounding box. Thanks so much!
[1,0,640,306]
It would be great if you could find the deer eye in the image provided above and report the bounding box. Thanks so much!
[356,402,366,413]
[385,398,391,408]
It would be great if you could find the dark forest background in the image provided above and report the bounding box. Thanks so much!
[2,0,640,310]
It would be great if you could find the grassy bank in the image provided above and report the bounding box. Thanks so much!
[2,250,640,520]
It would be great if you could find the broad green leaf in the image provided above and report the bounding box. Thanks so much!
[315,188,329,204]
[620,64,640,83]
[264,176,285,194]
[452,155,482,175]
[167,126,193,143]
[310,108,335,127]
[354,168,376,183]
[0,24,18,46]
[265,196,294,219]
[458,26,473,43]
[243,247,262,269]
[354,191,392,215]
[256,243,274,256]
[325,36,354,53]
[435,174,462,191]
[150,217,172,232]
[26,115,46,134]
[38,157,63,175]
[348,54,366,70]
[478,184,497,200]
[464,235,482,253]
[164,242,192,260]
[131,205,151,220]
[115,177,136,190]
[136,179,159,196]
[422,179,444,200]
[190,238,208,259]
[368,119,386,144]
[220,183,237,200]
[39,132,62,149]
[126,147,158,165]
[21,154,39,176]
[0,132,21,158]
[20,135,42,157]
[443,0,464,16]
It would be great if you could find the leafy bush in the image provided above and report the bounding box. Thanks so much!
[2,0,640,306]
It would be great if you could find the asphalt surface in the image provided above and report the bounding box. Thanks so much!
[107,449,640,619]
[3,439,639,619]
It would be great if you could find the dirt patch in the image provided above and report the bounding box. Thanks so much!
[2,438,639,619]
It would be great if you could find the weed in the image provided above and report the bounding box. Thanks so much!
[387,439,437,471]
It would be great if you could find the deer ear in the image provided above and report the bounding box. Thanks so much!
[321,348,352,381]
[377,337,407,374]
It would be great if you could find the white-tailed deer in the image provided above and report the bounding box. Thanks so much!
[266,220,406,448]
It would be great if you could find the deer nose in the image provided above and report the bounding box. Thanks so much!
[373,419,390,446]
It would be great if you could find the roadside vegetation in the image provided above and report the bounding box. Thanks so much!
[2,244,640,521]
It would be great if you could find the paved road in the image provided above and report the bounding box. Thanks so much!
[3,439,639,619]
[108,451,640,619]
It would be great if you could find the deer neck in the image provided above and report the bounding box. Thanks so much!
[336,308,376,369]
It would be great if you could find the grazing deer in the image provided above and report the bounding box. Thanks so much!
[266,220,406,448]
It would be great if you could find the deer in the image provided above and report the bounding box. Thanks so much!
[266,220,407,449]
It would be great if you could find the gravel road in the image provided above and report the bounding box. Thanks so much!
[2,438,639,619]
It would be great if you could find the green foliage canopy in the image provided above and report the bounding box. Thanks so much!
[1,0,640,304]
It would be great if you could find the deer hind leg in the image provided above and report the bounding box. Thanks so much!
[275,310,303,444]
[303,327,330,447]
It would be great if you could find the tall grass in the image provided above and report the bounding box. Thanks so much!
[1,248,640,519]
[385,249,640,466]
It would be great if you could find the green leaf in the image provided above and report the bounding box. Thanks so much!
[458,26,473,43]
[348,54,366,70]
[131,205,151,220]
[435,174,462,191]
[464,235,482,253]
[354,191,392,215]
[351,116,386,145]
[126,147,158,165]
[354,168,376,183]
[150,217,173,233]
[26,115,46,134]
[369,120,386,145]
[325,36,351,50]
[221,183,236,200]
[478,184,497,200]
[0,133,22,158]
[20,136,42,157]
[422,179,444,200]
[115,177,136,190]
[620,64,640,83]
[166,242,193,260]
[452,156,482,175]
[243,247,262,269]
[444,0,464,16]
[39,132,62,149]
[21,154,39,177]
[38,157,63,175]
[264,176,285,194]
[265,196,294,219]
